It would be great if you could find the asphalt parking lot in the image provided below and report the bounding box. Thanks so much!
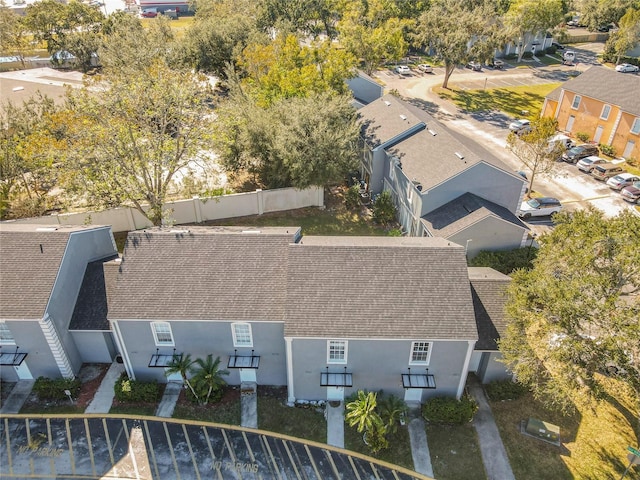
[0,415,430,480]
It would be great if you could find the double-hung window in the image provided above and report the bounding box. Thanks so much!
[409,341,432,365]
[571,95,581,110]
[151,322,174,346]
[631,118,640,135]
[600,104,611,120]
[327,340,347,364]
[0,322,15,345]
[232,323,253,347]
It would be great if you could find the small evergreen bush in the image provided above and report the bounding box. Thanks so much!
[485,380,528,401]
[344,184,361,210]
[469,246,537,274]
[32,376,81,401]
[372,191,396,225]
[114,374,160,403]
[422,395,478,424]
[545,46,557,55]
[522,51,533,59]
[576,132,590,142]
[599,143,616,157]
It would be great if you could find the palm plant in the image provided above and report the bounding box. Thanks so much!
[377,394,408,435]
[192,355,230,405]
[345,390,384,433]
[165,353,198,401]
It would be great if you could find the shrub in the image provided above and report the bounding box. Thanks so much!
[344,184,361,210]
[485,380,528,401]
[576,132,590,142]
[522,51,533,59]
[422,395,478,424]
[505,53,517,60]
[372,191,396,225]
[32,376,81,401]
[469,246,537,274]
[114,374,160,403]
[599,143,616,157]
[545,46,557,55]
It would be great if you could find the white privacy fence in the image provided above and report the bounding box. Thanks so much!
[3,187,324,232]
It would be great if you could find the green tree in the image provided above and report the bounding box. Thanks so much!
[237,33,356,106]
[504,0,565,63]
[214,92,359,189]
[415,0,499,89]
[345,390,389,453]
[577,0,638,30]
[23,0,104,72]
[377,394,408,435]
[192,355,229,405]
[0,94,62,219]
[58,62,215,226]
[337,0,411,75]
[499,208,640,413]
[605,7,640,64]
[372,190,397,225]
[506,116,564,197]
[257,0,341,38]
[0,4,31,67]
[165,353,199,401]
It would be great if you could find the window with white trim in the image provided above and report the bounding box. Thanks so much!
[151,322,174,346]
[631,118,640,135]
[600,104,611,120]
[571,95,581,110]
[327,340,347,364]
[0,322,15,345]
[409,341,432,364]
[232,323,253,347]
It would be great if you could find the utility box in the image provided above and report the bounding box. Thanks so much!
[523,418,561,445]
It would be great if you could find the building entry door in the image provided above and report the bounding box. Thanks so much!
[14,362,33,380]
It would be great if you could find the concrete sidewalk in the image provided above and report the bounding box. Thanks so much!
[468,379,516,480]
[0,380,35,414]
[85,361,124,414]
[156,382,182,418]
[240,382,258,428]
[408,409,434,479]
[326,401,344,448]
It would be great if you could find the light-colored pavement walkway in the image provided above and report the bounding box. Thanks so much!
[241,382,258,428]
[408,410,434,479]
[85,361,124,414]
[326,401,344,448]
[468,379,516,480]
[0,379,34,414]
[155,381,182,418]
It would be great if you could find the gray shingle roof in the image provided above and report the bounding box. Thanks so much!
[69,257,119,331]
[358,95,424,148]
[365,95,514,190]
[421,193,525,237]
[108,226,301,321]
[551,66,640,116]
[468,267,511,350]
[285,236,478,340]
[0,224,91,319]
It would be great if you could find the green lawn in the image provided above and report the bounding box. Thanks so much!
[435,83,562,118]
[426,423,486,480]
[257,398,327,444]
[490,377,639,480]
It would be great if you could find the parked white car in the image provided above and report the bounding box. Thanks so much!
[615,63,639,73]
[606,173,640,190]
[518,197,563,219]
[509,119,531,134]
[394,65,411,75]
[576,155,607,173]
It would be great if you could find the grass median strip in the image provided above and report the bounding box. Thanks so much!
[435,83,562,118]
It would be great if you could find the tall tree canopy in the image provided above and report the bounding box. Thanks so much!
[577,0,639,30]
[416,0,499,89]
[58,62,215,226]
[213,92,359,189]
[504,0,564,62]
[500,208,640,413]
[23,0,104,72]
[604,7,640,63]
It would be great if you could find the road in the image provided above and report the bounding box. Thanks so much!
[377,54,633,236]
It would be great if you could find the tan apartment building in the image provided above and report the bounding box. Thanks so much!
[542,67,640,162]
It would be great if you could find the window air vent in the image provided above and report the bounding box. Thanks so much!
[455,152,465,160]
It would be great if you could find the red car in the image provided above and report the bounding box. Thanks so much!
[141,10,157,17]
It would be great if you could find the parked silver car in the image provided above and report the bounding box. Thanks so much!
[576,155,607,173]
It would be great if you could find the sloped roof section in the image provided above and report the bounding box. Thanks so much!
[555,66,640,116]
[468,267,511,351]
[108,227,301,321]
[69,256,119,331]
[285,236,478,340]
[0,224,90,319]
[421,193,525,238]
[358,94,424,148]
